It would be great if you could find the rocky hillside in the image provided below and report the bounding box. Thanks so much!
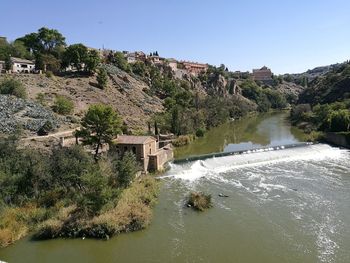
[298,63,350,105]
[0,66,164,135]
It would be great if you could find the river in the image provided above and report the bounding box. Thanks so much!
[1,112,350,263]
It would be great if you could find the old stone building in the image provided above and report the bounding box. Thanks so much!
[181,61,208,76]
[112,135,173,172]
[252,66,272,81]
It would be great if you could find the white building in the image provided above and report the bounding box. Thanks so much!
[11,57,35,73]
[0,60,4,73]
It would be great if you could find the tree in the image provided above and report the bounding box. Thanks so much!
[85,49,101,74]
[36,53,61,72]
[17,27,66,54]
[37,27,66,53]
[80,104,122,159]
[113,51,130,72]
[62,43,88,71]
[96,67,108,89]
[117,152,138,188]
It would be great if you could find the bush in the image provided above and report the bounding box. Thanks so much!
[117,152,138,188]
[195,128,205,137]
[37,120,53,136]
[0,78,26,99]
[52,95,74,115]
[187,192,212,211]
[327,109,350,132]
[96,68,108,89]
[172,135,195,147]
[45,71,54,78]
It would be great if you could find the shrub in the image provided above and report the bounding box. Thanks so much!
[195,128,205,137]
[36,92,45,105]
[37,120,53,136]
[172,135,195,147]
[117,152,138,188]
[96,68,108,89]
[45,71,54,78]
[0,78,26,99]
[52,95,74,115]
[187,192,212,211]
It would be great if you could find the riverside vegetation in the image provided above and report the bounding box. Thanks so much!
[0,104,160,247]
[290,62,350,142]
[0,137,159,247]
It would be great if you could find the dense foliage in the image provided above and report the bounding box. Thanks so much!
[291,62,350,135]
[0,136,147,246]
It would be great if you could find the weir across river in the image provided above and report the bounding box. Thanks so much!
[173,142,315,164]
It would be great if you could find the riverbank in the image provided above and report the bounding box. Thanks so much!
[0,175,160,248]
[0,137,162,248]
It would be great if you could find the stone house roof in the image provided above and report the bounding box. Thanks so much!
[113,135,156,145]
[10,57,34,64]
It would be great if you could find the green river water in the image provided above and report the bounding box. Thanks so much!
[1,112,350,263]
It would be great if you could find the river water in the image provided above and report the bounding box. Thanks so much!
[1,112,350,263]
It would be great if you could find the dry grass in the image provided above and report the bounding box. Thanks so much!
[187,192,212,211]
[0,204,49,247]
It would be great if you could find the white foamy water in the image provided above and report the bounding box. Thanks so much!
[163,144,350,263]
[166,144,346,182]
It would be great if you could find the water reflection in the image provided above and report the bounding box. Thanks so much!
[175,111,306,159]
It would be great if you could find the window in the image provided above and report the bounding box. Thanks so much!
[132,146,136,155]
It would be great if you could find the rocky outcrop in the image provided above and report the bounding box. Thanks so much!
[0,95,60,133]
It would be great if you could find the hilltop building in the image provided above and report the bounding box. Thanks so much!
[125,51,147,63]
[10,57,35,73]
[181,61,208,76]
[167,58,178,71]
[252,66,272,81]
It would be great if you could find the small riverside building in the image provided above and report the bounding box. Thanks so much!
[112,135,173,172]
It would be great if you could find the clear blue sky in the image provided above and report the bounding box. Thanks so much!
[1,0,349,74]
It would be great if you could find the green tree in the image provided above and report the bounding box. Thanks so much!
[113,51,130,72]
[96,67,108,89]
[79,170,113,214]
[16,27,66,54]
[327,109,350,132]
[36,53,61,73]
[0,78,26,99]
[79,104,122,159]
[62,43,88,71]
[85,49,101,74]
[117,152,138,188]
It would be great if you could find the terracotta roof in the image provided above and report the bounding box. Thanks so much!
[113,135,156,145]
